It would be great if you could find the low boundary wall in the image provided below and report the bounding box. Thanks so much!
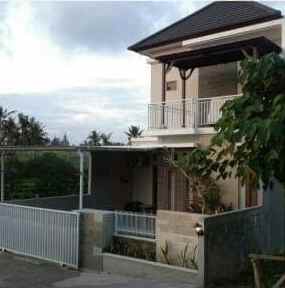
[156,210,200,267]
[202,206,268,285]
[103,253,199,284]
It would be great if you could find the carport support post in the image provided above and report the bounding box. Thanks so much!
[79,150,84,210]
[0,152,4,202]
[88,152,92,195]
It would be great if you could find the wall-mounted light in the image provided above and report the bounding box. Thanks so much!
[194,222,204,236]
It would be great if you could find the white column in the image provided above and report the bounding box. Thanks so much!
[88,151,92,195]
[1,153,4,202]
[170,148,175,210]
[79,150,84,210]
[281,19,285,57]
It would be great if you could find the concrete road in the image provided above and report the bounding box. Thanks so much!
[0,253,200,288]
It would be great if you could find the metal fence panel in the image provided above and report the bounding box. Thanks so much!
[0,203,79,268]
[114,211,156,239]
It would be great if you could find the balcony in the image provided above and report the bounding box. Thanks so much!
[148,94,239,131]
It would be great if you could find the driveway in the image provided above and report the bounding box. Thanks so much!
[0,252,199,288]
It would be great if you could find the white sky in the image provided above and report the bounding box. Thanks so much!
[0,1,283,144]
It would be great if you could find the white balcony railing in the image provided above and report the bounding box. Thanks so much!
[148,94,239,130]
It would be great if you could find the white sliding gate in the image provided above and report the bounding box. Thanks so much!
[0,203,79,268]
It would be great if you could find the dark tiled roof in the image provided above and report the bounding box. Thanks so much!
[129,1,282,52]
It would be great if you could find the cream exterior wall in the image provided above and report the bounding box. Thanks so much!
[143,21,283,211]
[150,63,162,104]
[150,62,199,104]
[199,62,238,98]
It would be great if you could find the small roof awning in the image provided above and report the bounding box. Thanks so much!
[0,143,197,153]
[86,143,197,152]
[158,37,281,70]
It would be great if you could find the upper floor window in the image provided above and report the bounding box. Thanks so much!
[166,81,177,91]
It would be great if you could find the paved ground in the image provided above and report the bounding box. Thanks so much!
[0,252,199,288]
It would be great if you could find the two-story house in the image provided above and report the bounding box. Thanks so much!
[126,1,284,212]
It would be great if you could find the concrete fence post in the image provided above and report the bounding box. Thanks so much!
[79,209,114,270]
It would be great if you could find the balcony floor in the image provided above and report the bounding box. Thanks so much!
[143,127,216,137]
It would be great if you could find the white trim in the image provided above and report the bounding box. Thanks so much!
[113,233,156,243]
[87,151,92,195]
[130,143,197,149]
[182,19,283,47]
[1,153,4,202]
[78,150,84,210]
[170,149,175,211]
[281,19,285,50]
[143,127,216,137]
[131,136,158,143]
[150,94,241,105]
[147,58,159,64]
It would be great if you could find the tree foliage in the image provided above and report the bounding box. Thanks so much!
[101,132,112,145]
[167,148,222,214]
[211,53,285,188]
[50,134,70,146]
[0,107,49,146]
[5,153,83,199]
[85,129,114,146]
[125,125,143,143]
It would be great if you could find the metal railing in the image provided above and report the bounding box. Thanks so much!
[0,203,79,268]
[114,211,156,239]
[148,99,194,129]
[148,94,239,129]
[198,95,237,126]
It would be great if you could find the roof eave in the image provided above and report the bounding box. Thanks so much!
[129,14,283,54]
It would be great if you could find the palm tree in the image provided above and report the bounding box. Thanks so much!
[62,134,70,146]
[17,114,48,145]
[87,130,102,146]
[0,107,16,145]
[125,125,143,143]
[101,133,112,146]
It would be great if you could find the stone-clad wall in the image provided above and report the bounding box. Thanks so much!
[79,209,114,270]
[156,210,202,267]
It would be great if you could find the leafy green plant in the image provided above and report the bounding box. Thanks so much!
[166,53,285,212]
[189,245,198,270]
[211,53,285,189]
[160,240,171,264]
[201,179,221,214]
[109,236,156,261]
[160,241,198,270]
[5,152,84,199]
[176,243,189,268]
[166,149,222,214]
[176,243,198,269]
